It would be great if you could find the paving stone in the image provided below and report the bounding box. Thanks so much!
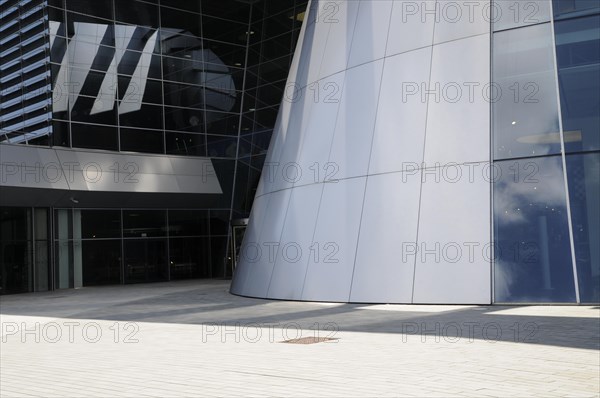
[1,280,598,397]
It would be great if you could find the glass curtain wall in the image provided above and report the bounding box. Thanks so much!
[233,0,308,216]
[51,208,227,288]
[492,0,600,303]
[0,207,50,294]
[44,0,249,155]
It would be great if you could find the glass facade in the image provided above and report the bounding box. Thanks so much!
[0,0,306,294]
[1,0,597,303]
[492,0,600,303]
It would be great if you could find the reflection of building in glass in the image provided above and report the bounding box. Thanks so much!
[1,0,307,294]
[1,0,598,304]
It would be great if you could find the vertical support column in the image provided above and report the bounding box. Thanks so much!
[56,209,71,289]
[73,209,82,288]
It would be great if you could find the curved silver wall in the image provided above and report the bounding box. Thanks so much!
[231,0,492,304]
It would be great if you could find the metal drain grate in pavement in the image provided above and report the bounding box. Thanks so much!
[280,337,339,344]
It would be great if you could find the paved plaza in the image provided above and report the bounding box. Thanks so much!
[1,280,599,397]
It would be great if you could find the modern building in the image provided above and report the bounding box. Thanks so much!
[1,0,599,304]
[1,0,307,293]
[230,0,600,304]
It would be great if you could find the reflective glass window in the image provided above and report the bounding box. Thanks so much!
[494,156,576,302]
[70,94,118,126]
[71,123,118,150]
[80,210,121,239]
[123,210,167,238]
[165,106,205,133]
[66,0,113,21]
[164,82,205,109]
[206,112,240,136]
[202,16,248,45]
[115,1,159,28]
[118,103,164,129]
[566,153,600,303]
[120,128,165,154]
[0,207,32,294]
[555,15,600,153]
[82,240,121,286]
[166,132,206,156]
[169,237,211,279]
[201,0,250,23]
[207,135,238,158]
[168,210,209,236]
[160,6,202,38]
[124,239,168,283]
[493,23,561,160]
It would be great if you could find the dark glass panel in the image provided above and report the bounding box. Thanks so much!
[80,210,121,239]
[159,6,202,37]
[169,237,211,279]
[232,161,250,213]
[165,106,205,133]
[210,236,228,278]
[162,55,205,85]
[51,120,70,147]
[164,82,204,109]
[118,103,164,129]
[65,0,113,20]
[48,6,65,24]
[494,156,576,302]
[28,134,51,147]
[161,0,202,14]
[120,128,164,154]
[66,11,113,27]
[115,0,159,28]
[82,240,121,286]
[211,159,236,208]
[254,107,278,130]
[0,208,31,242]
[201,0,250,23]
[555,15,600,153]
[251,129,273,154]
[70,94,118,126]
[202,15,248,45]
[165,131,206,156]
[203,40,247,68]
[205,112,240,136]
[168,210,209,236]
[209,210,230,236]
[124,239,168,283]
[256,81,286,108]
[0,239,31,294]
[71,123,118,151]
[254,57,291,86]
[261,10,295,39]
[207,134,238,158]
[123,210,167,238]
[566,153,600,303]
[258,33,293,62]
[160,32,203,58]
[205,64,244,93]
